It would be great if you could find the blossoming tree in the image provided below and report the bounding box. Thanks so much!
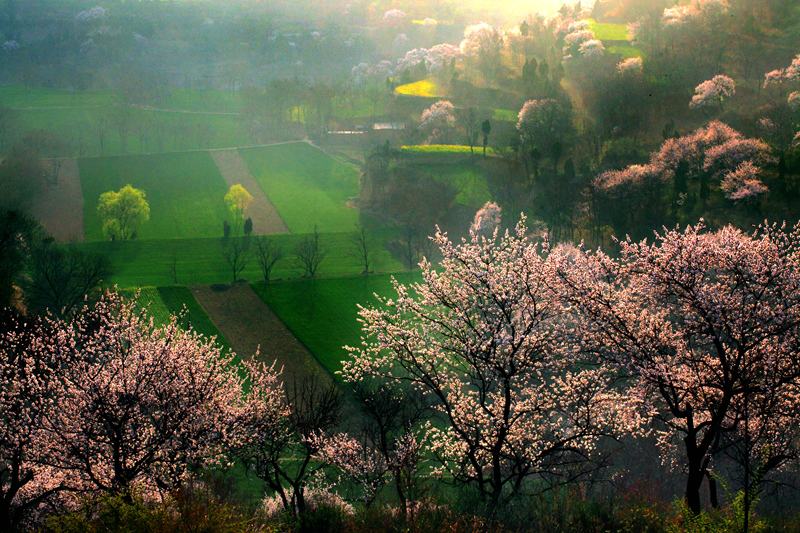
[46,294,244,498]
[553,223,800,516]
[343,217,622,512]
[689,75,735,112]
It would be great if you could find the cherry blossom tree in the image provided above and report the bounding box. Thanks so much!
[553,222,800,516]
[419,100,455,144]
[343,219,622,512]
[46,294,243,498]
[234,370,343,515]
[0,311,72,531]
[459,23,504,82]
[720,161,768,203]
[598,121,772,209]
[689,75,735,112]
[517,99,571,175]
[617,57,643,75]
[311,380,429,512]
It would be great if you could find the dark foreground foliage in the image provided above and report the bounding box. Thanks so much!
[35,482,800,533]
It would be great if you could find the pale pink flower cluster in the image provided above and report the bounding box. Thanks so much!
[689,75,735,109]
[596,121,772,194]
[553,221,800,510]
[788,91,800,110]
[471,201,502,237]
[351,60,394,86]
[459,22,503,58]
[393,44,460,75]
[419,100,456,144]
[343,219,624,505]
[579,39,605,57]
[617,57,643,74]
[383,9,406,24]
[662,0,729,27]
[720,161,768,201]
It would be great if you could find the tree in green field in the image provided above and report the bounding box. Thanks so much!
[97,185,150,240]
[224,184,253,235]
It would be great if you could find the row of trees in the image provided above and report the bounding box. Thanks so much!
[5,208,800,530]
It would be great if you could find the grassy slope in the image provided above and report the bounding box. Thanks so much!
[78,151,230,241]
[117,285,233,355]
[588,19,629,41]
[414,162,491,208]
[76,229,405,288]
[251,272,421,377]
[239,143,364,234]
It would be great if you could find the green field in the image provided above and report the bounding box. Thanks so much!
[239,143,366,234]
[588,19,629,41]
[76,230,405,288]
[493,109,518,122]
[79,151,231,242]
[118,285,233,355]
[251,272,421,377]
[414,163,491,208]
[607,44,643,58]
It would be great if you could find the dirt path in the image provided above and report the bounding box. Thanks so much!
[191,284,328,384]
[210,149,290,235]
[30,158,85,243]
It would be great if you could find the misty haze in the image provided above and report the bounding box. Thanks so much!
[2,0,800,532]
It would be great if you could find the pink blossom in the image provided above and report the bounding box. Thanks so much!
[689,75,735,110]
[720,161,768,201]
[617,57,643,74]
[579,39,605,57]
[763,68,785,89]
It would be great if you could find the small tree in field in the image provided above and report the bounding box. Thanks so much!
[553,222,800,517]
[222,238,251,282]
[224,184,253,236]
[344,218,623,513]
[294,226,326,277]
[349,222,376,274]
[254,236,283,282]
[97,185,149,240]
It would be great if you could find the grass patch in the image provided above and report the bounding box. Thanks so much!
[587,19,629,41]
[78,151,230,242]
[607,44,643,58]
[76,230,405,288]
[0,85,118,108]
[251,272,421,377]
[395,79,443,98]
[414,163,490,208]
[493,109,518,122]
[116,286,233,356]
[239,142,366,234]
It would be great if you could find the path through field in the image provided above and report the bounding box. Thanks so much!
[30,158,85,243]
[191,283,330,384]
[210,149,290,235]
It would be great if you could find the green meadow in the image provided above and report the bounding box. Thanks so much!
[251,272,421,377]
[413,162,491,208]
[76,230,405,288]
[78,151,230,242]
[118,285,233,356]
[587,19,629,41]
[239,143,367,234]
